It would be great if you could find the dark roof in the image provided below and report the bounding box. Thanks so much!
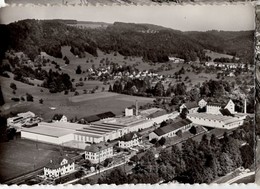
[180,102,198,110]
[153,119,192,137]
[85,143,113,153]
[207,102,226,107]
[96,112,115,119]
[45,155,73,169]
[220,108,234,116]
[147,109,167,119]
[82,111,115,123]
[119,132,141,142]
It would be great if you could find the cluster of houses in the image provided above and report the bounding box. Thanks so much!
[205,62,246,69]
[12,98,249,179]
[7,111,42,132]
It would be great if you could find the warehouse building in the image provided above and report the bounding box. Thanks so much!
[187,113,244,129]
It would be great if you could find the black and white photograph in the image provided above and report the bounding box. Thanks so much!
[0,3,256,185]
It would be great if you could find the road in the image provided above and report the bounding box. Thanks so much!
[3,168,43,185]
[63,161,126,185]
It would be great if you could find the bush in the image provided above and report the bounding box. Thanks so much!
[10,83,17,90]
[158,137,166,146]
[26,93,34,102]
[11,97,20,102]
[150,138,157,144]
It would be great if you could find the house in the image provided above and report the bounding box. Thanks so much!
[207,99,235,115]
[85,143,113,164]
[149,119,192,140]
[179,102,198,113]
[118,132,142,148]
[17,111,35,119]
[44,156,75,178]
[52,114,67,122]
[198,99,207,109]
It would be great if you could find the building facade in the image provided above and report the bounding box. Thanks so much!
[118,132,142,148]
[85,144,113,164]
[44,157,75,178]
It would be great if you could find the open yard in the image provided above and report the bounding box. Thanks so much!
[0,137,79,182]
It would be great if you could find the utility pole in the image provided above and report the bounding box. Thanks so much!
[98,146,101,176]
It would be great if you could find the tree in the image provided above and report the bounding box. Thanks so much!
[154,81,164,97]
[108,85,113,92]
[10,83,17,90]
[82,159,92,169]
[76,65,82,74]
[26,93,34,102]
[130,155,139,163]
[0,86,5,106]
[103,158,113,167]
[0,116,8,142]
[39,99,43,104]
[158,137,166,146]
[180,108,188,119]
[189,126,197,135]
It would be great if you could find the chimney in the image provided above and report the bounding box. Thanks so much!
[135,100,138,116]
[244,98,247,114]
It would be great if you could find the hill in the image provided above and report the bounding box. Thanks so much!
[0,19,254,64]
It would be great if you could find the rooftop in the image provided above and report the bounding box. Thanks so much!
[119,132,141,142]
[153,119,192,136]
[188,113,240,124]
[45,155,73,169]
[22,125,74,137]
[85,142,113,153]
[38,121,85,131]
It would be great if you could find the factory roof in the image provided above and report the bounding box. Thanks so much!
[22,125,74,137]
[153,119,192,136]
[188,113,240,124]
[38,121,85,130]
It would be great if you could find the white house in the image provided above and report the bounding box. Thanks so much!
[149,119,192,140]
[207,99,235,115]
[85,143,113,164]
[118,132,142,148]
[52,114,67,122]
[44,156,75,178]
[179,102,198,113]
[198,99,207,109]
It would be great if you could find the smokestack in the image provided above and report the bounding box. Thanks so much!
[244,98,247,114]
[135,100,138,116]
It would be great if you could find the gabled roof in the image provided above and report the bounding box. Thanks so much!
[85,143,113,153]
[147,109,167,119]
[153,119,192,137]
[220,108,234,116]
[119,132,141,142]
[82,112,115,123]
[45,156,73,169]
[181,102,198,110]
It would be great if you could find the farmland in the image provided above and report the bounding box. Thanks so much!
[0,75,154,120]
[0,137,80,182]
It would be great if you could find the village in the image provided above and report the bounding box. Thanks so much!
[4,96,252,185]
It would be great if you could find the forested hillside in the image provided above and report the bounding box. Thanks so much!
[0,19,254,63]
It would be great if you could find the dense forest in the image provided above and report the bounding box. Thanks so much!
[0,20,254,63]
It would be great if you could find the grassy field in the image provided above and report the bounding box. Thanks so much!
[0,137,79,182]
[0,75,154,120]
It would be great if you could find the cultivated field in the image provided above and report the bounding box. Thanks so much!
[0,137,79,182]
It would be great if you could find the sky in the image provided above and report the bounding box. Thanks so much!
[0,3,255,31]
